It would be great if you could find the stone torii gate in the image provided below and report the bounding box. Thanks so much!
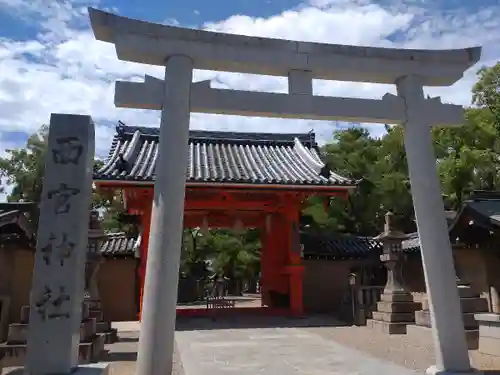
[88,8,481,375]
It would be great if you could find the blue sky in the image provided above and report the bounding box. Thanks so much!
[0,0,499,200]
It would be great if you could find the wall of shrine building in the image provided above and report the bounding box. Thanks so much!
[0,246,140,333]
[2,244,500,334]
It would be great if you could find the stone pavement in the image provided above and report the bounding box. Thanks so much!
[175,324,421,375]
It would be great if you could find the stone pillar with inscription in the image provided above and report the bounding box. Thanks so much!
[23,114,108,375]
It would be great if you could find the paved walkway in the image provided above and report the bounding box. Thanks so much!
[175,325,421,375]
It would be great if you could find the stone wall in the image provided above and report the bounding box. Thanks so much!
[0,247,34,324]
[402,247,500,312]
[480,248,500,313]
[3,243,500,323]
[0,247,140,324]
[302,259,366,313]
[97,257,139,322]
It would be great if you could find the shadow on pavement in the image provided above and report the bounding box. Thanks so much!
[175,314,350,331]
[115,336,139,343]
[103,351,138,362]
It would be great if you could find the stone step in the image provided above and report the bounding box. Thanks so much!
[475,313,500,356]
[104,329,118,344]
[461,297,489,313]
[372,311,415,323]
[379,293,416,303]
[91,333,106,359]
[6,318,97,344]
[88,309,103,321]
[92,321,117,344]
[95,321,111,333]
[421,296,488,313]
[367,319,407,334]
[0,336,106,368]
[457,285,478,299]
[83,300,101,311]
[462,313,480,329]
[415,310,479,330]
[376,301,420,314]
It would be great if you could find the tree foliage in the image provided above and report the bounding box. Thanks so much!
[302,62,500,236]
[0,126,118,227]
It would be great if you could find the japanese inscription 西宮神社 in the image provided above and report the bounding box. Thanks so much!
[46,183,80,215]
[52,136,83,165]
[34,285,71,321]
[40,232,76,267]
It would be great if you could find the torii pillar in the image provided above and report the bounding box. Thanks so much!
[398,75,471,374]
[135,56,193,375]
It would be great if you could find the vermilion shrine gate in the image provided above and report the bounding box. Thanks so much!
[94,124,357,318]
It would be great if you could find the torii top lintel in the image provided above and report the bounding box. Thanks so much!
[88,8,481,87]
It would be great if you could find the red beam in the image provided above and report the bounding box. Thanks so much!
[184,200,278,211]
[183,212,265,228]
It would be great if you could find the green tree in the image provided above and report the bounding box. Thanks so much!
[472,62,500,126]
[201,229,260,295]
[433,108,498,208]
[0,126,120,229]
[303,125,414,235]
[0,126,48,205]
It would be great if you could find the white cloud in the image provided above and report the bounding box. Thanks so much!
[0,0,499,168]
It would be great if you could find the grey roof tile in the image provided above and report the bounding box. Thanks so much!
[300,232,383,259]
[400,192,500,252]
[94,124,357,187]
[401,232,420,252]
[0,203,35,243]
[99,232,141,258]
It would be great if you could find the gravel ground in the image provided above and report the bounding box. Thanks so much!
[306,324,500,373]
[6,315,499,375]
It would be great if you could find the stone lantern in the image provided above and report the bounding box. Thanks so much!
[85,210,105,305]
[376,211,411,296]
[367,212,420,334]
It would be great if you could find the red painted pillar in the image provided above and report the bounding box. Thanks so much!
[285,208,304,317]
[259,229,269,307]
[138,203,152,320]
[261,212,289,309]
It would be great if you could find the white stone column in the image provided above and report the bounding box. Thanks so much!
[397,75,471,374]
[288,70,312,95]
[135,55,193,375]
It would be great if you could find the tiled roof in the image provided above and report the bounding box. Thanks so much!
[0,209,21,227]
[401,192,500,252]
[96,230,423,260]
[401,232,420,253]
[0,203,35,243]
[94,124,357,187]
[300,232,383,260]
[450,191,500,232]
[99,232,141,258]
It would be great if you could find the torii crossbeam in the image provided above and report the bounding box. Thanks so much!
[88,7,481,375]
